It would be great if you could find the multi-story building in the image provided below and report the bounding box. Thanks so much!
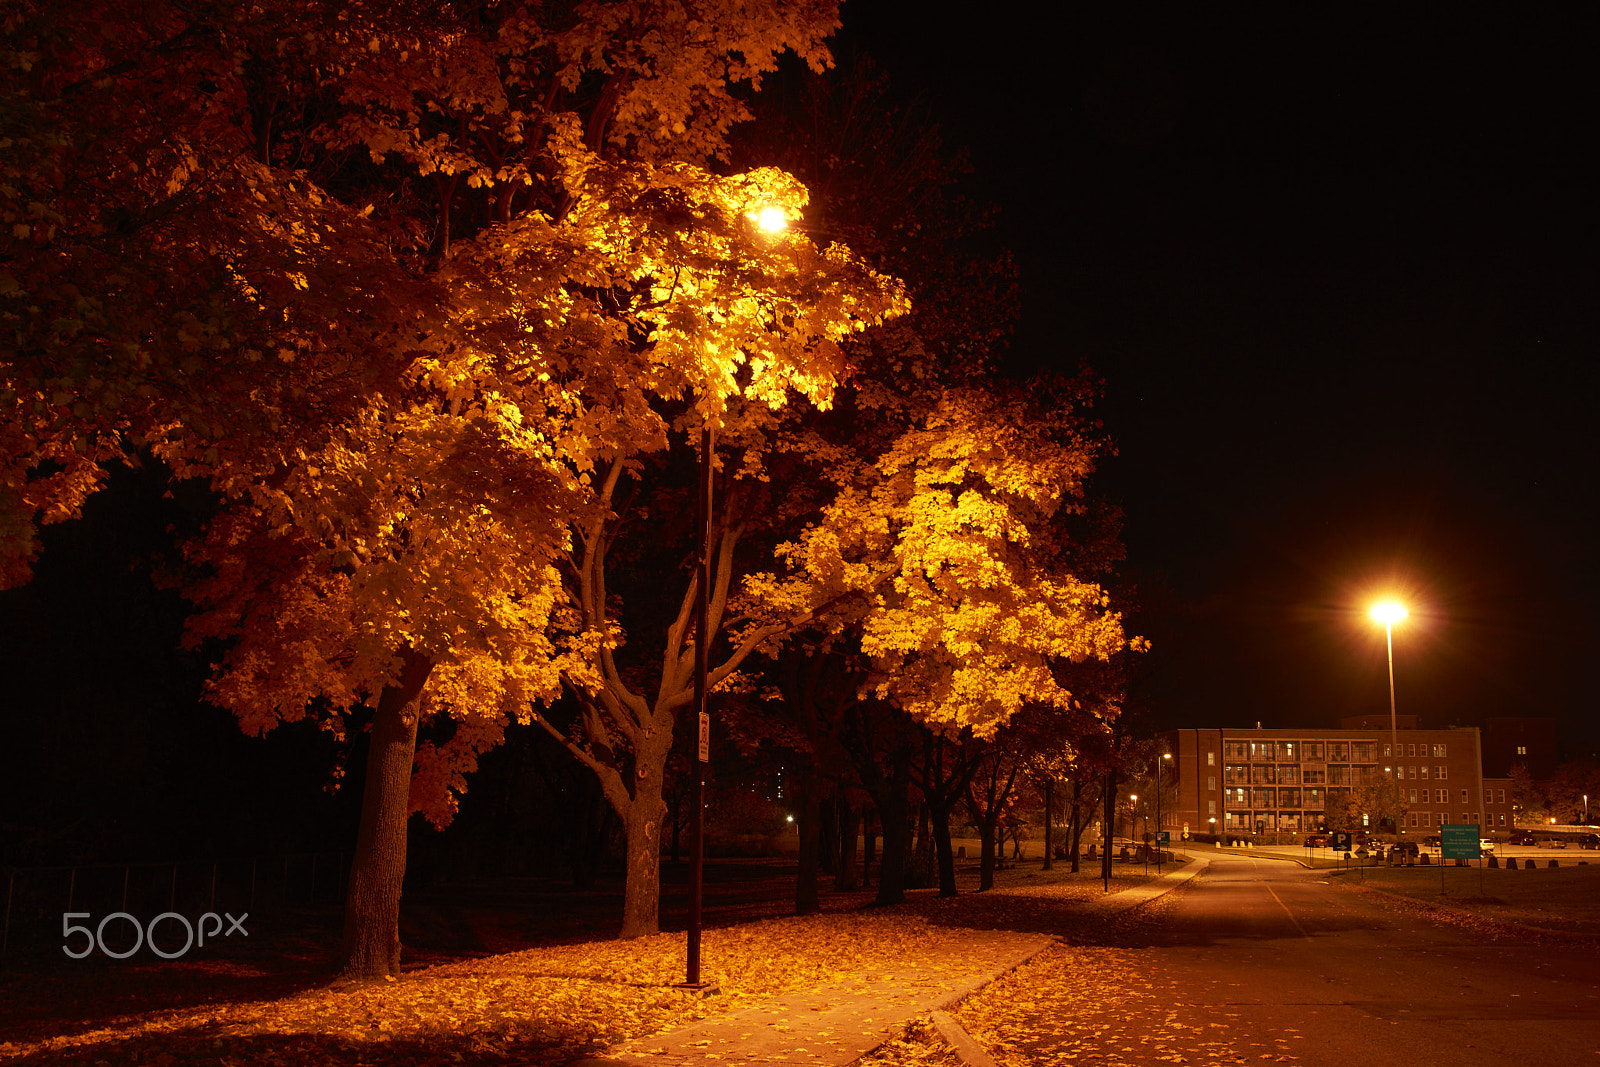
[1163,725,1513,844]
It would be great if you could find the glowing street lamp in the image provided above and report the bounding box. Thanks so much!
[684,203,791,993]
[1370,600,1408,828]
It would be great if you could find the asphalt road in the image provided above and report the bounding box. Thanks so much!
[1009,852,1600,1065]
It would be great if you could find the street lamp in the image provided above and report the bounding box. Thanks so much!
[1156,753,1172,874]
[1370,600,1407,833]
[682,202,791,994]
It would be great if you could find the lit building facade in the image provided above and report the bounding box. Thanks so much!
[1163,726,1513,844]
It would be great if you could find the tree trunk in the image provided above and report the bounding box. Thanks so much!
[862,816,876,889]
[340,649,434,979]
[1101,768,1117,884]
[818,787,837,877]
[872,745,912,906]
[909,800,932,889]
[836,794,860,890]
[1069,775,1084,874]
[977,815,999,890]
[931,801,958,896]
[1042,776,1054,871]
[619,769,666,938]
[795,775,822,915]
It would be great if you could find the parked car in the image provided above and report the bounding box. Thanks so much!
[1390,841,1420,859]
[1423,835,1441,847]
[1539,837,1568,848]
[1305,834,1329,848]
[1479,839,1495,855]
[1577,833,1600,850]
[1508,829,1536,846]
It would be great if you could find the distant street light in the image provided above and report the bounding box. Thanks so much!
[1370,600,1408,831]
[1157,753,1172,874]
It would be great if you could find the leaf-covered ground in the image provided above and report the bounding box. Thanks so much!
[863,890,1310,1067]
[0,860,1162,1066]
[1323,859,1600,939]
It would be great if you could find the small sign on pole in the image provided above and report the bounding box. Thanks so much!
[698,711,710,763]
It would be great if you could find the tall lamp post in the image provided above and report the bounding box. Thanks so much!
[1370,601,1408,836]
[1156,753,1172,874]
[682,203,790,994]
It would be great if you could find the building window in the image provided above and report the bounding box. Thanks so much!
[1383,744,1391,758]
[1497,789,1505,804]
[1408,744,1416,757]
[1461,789,1469,805]
[1433,744,1447,757]
[1208,776,1217,792]
[1420,766,1428,779]
[1437,790,1447,804]
[1516,745,1527,756]
[1408,765,1416,778]
[1330,742,1349,761]
[1281,741,1296,759]
[1409,813,1418,827]
[1208,800,1216,814]
[1437,766,1447,780]
[1304,742,1323,760]
[1409,788,1417,803]
[1499,813,1506,825]
[1208,751,1215,766]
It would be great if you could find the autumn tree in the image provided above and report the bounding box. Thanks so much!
[742,384,1136,902]
[1508,762,1545,825]
[0,0,429,588]
[1545,758,1600,825]
[6,0,888,977]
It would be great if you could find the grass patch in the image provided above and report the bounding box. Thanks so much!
[1328,860,1600,937]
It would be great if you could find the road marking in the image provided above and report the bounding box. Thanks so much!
[1264,881,1312,939]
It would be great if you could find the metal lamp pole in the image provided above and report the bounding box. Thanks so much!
[1371,602,1407,836]
[682,424,714,992]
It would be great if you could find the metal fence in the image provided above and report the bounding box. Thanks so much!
[1,852,349,966]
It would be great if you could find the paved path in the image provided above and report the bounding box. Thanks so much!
[571,856,1210,1067]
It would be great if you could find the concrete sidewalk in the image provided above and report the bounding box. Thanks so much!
[572,855,1210,1067]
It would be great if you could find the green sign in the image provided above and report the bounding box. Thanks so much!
[1441,824,1480,860]
[1158,831,1170,845]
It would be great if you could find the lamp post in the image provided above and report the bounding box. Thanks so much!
[1157,753,1172,874]
[1209,816,1216,847]
[681,203,790,993]
[1370,601,1408,835]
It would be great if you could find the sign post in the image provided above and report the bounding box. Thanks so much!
[1439,824,1480,896]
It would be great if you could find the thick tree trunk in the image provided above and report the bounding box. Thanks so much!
[931,801,958,896]
[340,649,434,979]
[872,745,912,906]
[818,787,837,877]
[909,801,932,889]
[619,776,665,938]
[977,816,999,890]
[1069,775,1084,874]
[862,817,876,888]
[794,774,822,914]
[1042,777,1054,871]
[835,794,860,890]
[619,764,667,939]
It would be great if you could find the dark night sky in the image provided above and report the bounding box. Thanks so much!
[842,3,1600,744]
